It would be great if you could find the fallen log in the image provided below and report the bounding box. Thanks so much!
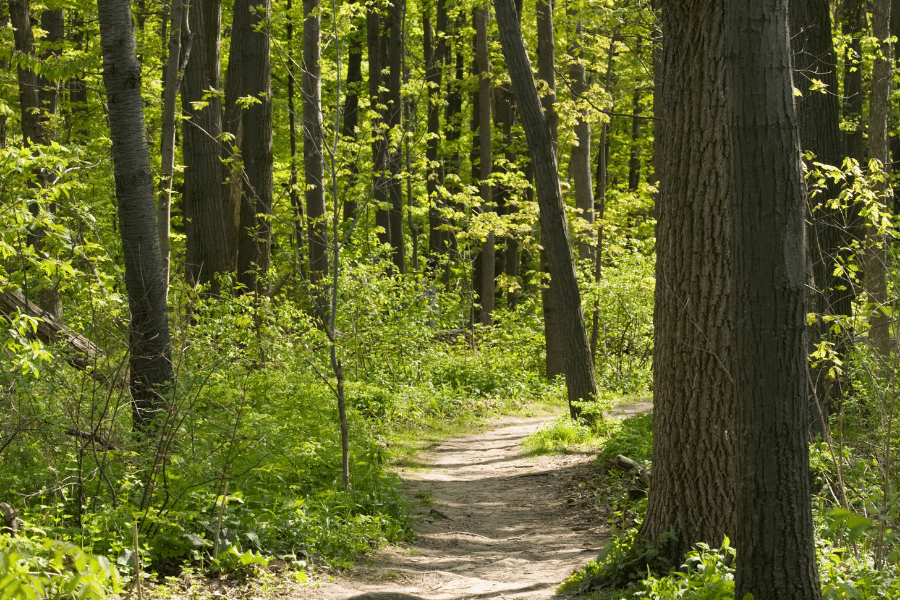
[65,427,118,451]
[0,289,125,386]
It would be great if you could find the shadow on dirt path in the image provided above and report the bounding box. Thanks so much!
[307,405,651,600]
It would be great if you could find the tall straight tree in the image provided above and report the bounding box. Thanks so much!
[475,2,494,324]
[304,0,327,284]
[639,0,735,563]
[535,0,564,381]
[425,0,448,267]
[866,0,893,357]
[790,0,848,437]
[226,0,274,294]
[181,0,231,292]
[567,13,593,261]
[97,0,173,431]
[494,0,598,416]
[367,2,392,256]
[386,0,406,272]
[726,0,822,597]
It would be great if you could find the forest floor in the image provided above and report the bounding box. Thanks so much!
[303,401,652,600]
[144,401,651,600]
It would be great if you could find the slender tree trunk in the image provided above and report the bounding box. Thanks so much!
[0,6,6,148]
[535,0,563,380]
[567,16,593,261]
[866,0,893,357]
[495,0,598,416]
[304,0,328,285]
[182,0,230,292]
[790,0,846,438]
[368,5,392,256]
[157,0,190,293]
[841,0,865,163]
[425,0,446,270]
[628,87,641,192]
[639,0,735,563]
[227,0,274,294]
[727,1,822,597]
[97,0,173,431]
[340,0,364,223]
[386,0,406,273]
[475,3,494,325]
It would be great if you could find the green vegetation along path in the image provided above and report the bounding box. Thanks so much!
[307,411,643,600]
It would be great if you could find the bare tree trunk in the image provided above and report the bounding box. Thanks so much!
[727,0,822,596]
[866,0,893,357]
[386,0,406,273]
[535,0,563,380]
[97,0,173,431]
[182,0,230,292]
[475,3,494,324]
[157,0,190,292]
[368,5,392,256]
[304,0,328,285]
[639,0,735,564]
[495,0,598,416]
[340,0,364,223]
[790,0,846,439]
[567,15,593,261]
[425,0,446,270]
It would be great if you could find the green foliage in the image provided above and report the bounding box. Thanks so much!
[0,534,121,600]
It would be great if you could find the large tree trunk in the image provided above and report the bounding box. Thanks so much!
[790,0,847,439]
[425,0,448,270]
[226,0,274,295]
[97,0,173,430]
[866,0,893,358]
[494,0,598,416]
[639,0,735,563]
[304,0,328,285]
[726,0,822,597]
[182,0,231,292]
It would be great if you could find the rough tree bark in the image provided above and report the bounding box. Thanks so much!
[304,0,328,285]
[181,0,231,292]
[639,0,735,563]
[494,0,598,416]
[97,0,173,430]
[226,0,274,294]
[726,0,822,597]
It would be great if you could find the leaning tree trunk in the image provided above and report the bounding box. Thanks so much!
[97,0,173,431]
[726,0,822,597]
[494,0,598,416]
[639,0,735,564]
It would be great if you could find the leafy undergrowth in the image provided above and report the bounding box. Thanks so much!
[558,408,900,599]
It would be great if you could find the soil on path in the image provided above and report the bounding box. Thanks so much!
[306,405,649,600]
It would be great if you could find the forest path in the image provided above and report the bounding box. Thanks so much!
[305,403,650,600]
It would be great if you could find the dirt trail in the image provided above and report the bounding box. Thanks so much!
[306,404,650,600]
